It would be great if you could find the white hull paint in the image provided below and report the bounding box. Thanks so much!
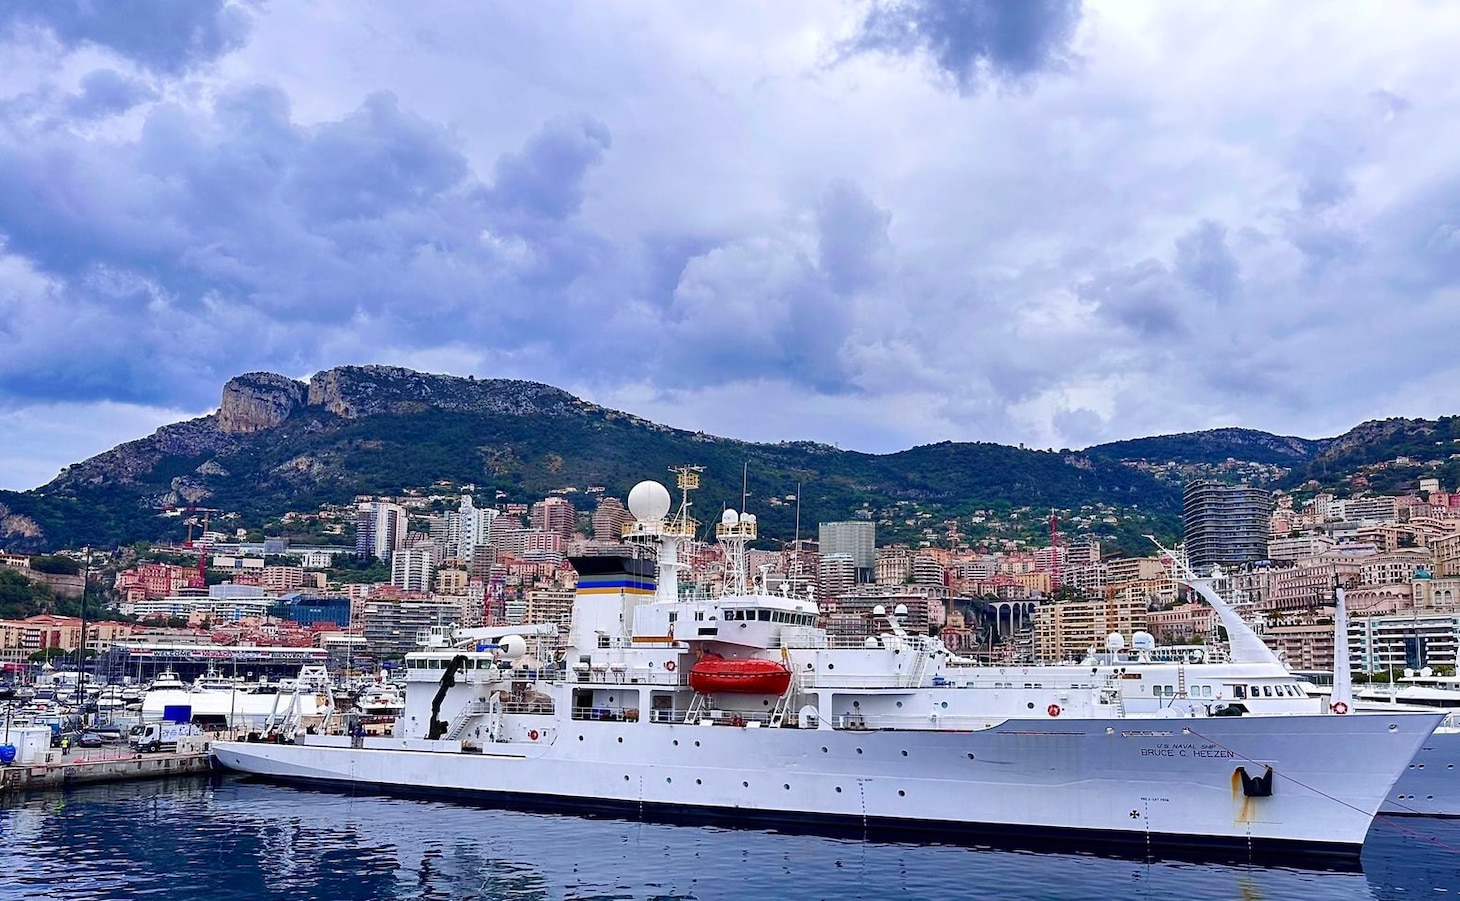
[216,710,1438,857]
[1383,725,1460,816]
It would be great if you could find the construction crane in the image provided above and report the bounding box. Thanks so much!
[1048,509,1061,592]
[179,507,222,588]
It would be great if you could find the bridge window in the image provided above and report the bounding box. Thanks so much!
[759,610,772,622]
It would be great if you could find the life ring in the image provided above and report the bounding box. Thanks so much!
[1047,704,1061,717]
[665,661,676,672]
[1330,701,1349,715]
[528,729,540,741]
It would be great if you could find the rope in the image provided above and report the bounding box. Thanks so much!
[1187,726,1460,855]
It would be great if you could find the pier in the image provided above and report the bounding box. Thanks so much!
[0,735,214,796]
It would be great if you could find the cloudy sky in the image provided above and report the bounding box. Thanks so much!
[2,1,1459,490]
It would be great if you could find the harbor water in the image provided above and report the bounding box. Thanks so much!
[3,776,1460,900]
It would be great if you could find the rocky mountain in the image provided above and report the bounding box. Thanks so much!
[1083,428,1329,467]
[0,366,1182,552]
[3,365,1452,554]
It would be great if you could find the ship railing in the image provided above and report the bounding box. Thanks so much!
[772,634,934,651]
[831,713,1001,732]
[497,700,555,716]
[682,709,789,728]
[569,669,685,687]
[570,705,642,723]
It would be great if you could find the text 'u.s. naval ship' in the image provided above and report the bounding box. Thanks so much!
[214,467,1442,861]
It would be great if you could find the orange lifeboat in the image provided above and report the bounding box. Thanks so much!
[688,655,793,695]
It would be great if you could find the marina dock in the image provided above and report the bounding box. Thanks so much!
[0,735,214,796]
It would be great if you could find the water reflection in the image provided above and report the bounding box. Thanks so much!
[0,776,1456,900]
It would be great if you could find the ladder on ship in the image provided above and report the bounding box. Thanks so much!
[769,677,797,728]
[1177,662,1188,699]
[683,692,710,724]
[446,697,495,741]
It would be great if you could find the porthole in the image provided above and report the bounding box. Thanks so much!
[784,783,791,790]
[666,777,672,783]
[835,786,842,793]
[743,781,750,787]
[617,737,624,743]
[966,753,975,760]
[822,746,829,753]
[898,790,906,797]
[940,701,948,709]
[856,748,863,755]
[673,740,679,746]
[578,735,584,741]
[896,701,903,708]
[695,741,701,748]
[624,775,630,781]
[696,779,702,785]
[763,700,770,706]
[901,750,908,757]
[1026,702,1035,710]
[828,664,835,670]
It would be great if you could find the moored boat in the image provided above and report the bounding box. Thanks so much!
[214,468,1444,862]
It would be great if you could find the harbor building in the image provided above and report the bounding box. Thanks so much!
[1182,481,1275,572]
[100,642,328,684]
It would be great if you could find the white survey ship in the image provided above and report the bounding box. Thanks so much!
[215,470,1441,860]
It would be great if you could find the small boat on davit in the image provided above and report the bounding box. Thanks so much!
[688,654,792,695]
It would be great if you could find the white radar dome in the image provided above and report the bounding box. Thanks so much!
[722,509,740,524]
[1131,631,1156,650]
[1105,632,1126,651]
[627,480,672,522]
[499,635,527,660]
[742,513,756,524]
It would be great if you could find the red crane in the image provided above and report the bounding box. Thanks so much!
[182,507,222,588]
[1048,509,1061,592]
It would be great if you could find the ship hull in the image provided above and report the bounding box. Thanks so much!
[215,711,1440,861]
[1382,725,1460,816]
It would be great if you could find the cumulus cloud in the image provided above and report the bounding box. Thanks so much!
[65,68,158,119]
[0,0,250,73]
[0,81,617,409]
[5,0,1460,490]
[846,0,1084,93]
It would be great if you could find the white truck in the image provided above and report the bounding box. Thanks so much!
[128,721,203,752]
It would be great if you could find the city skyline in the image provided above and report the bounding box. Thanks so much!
[5,2,1460,490]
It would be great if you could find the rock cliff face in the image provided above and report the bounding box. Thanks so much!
[304,365,584,419]
[218,372,307,433]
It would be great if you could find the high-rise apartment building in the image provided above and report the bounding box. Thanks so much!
[446,495,495,561]
[819,553,857,598]
[819,521,875,583]
[592,496,631,541]
[531,497,577,542]
[1181,481,1275,572]
[390,543,441,593]
[355,500,408,562]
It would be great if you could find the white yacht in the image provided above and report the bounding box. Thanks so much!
[214,470,1442,861]
[142,666,334,732]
